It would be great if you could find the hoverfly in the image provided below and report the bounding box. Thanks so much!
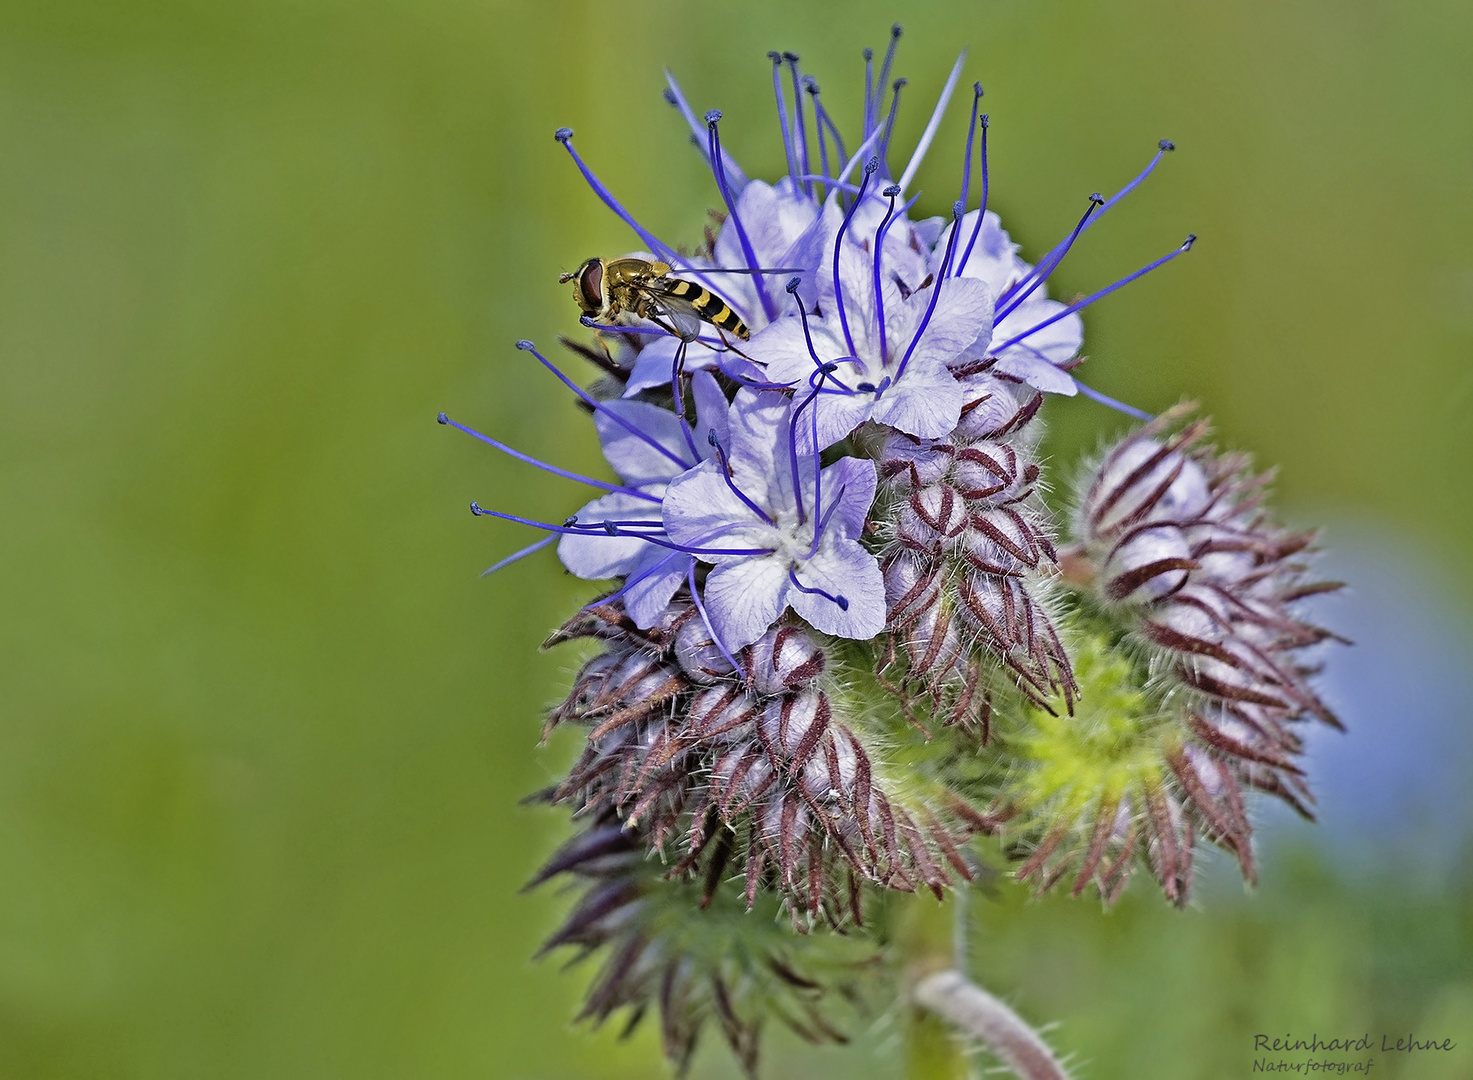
[560,257,793,342]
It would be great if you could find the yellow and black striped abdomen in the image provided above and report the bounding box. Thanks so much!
[664,277,750,340]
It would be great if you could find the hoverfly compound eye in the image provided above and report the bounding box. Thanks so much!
[576,258,604,314]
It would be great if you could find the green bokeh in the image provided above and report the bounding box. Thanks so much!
[0,1,1469,1077]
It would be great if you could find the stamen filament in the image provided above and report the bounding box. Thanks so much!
[555,129,732,305]
[895,203,965,379]
[993,235,1196,352]
[438,412,661,503]
[872,185,901,365]
[788,568,849,611]
[877,78,907,176]
[585,550,686,609]
[862,47,875,139]
[994,193,1105,322]
[1073,378,1153,421]
[833,159,879,356]
[708,428,776,525]
[668,340,704,462]
[471,504,775,557]
[517,340,693,471]
[875,23,903,125]
[785,53,812,199]
[480,533,558,577]
[688,560,742,673]
[955,114,990,277]
[707,113,777,322]
[769,52,799,191]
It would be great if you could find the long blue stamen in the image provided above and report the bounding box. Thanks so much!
[785,53,812,200]
[862,47,875,139]
[1073,377,1153,421]
[994,193,1104,322]
[480,533,558,577]
[872,185,901,365]
[471,504,775,557]
[999,139,1177,296]
[957,84,982,215]
[584,550,686,610]
[804,80,830,200]
[789,568,849,611]
[875,23,903,124]
[895,203,965,380]
[555,129,729,303]
[769,52,799,190]
[708,428,775,525]
[578,318,727,349]
[993,235,1197,352]
[877,78,907,176]
[668,340,704,462]
[688,560,742,674]
[897,52,966,194]
[833,159,879,356]
[438,412,661,503]
[664,70,748,190]
[807,481,848,559]
[955,114,990,277]
[707,113,776,322]
[517,340,693,471]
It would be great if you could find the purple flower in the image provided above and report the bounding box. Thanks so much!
[661,391,885,649]
[557,371,730,627]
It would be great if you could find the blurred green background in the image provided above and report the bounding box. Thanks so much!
[1,0,1470,1077]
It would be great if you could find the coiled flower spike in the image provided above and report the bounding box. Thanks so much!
[440,25,1342,1080]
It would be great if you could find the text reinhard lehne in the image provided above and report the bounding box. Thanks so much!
[1255,1034,1455,1054]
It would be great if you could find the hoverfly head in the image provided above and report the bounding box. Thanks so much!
[560,257,606,318]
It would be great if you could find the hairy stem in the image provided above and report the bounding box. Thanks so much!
[897,891,969,1080]
[912,970,1072,1080]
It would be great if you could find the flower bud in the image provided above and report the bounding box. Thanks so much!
[744,625,828,697]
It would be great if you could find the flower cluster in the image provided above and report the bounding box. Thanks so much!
[442,27,1341,1077]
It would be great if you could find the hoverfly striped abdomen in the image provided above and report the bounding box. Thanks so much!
[662,277,751,341]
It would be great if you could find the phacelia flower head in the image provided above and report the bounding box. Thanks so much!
[440,24,1341,1079]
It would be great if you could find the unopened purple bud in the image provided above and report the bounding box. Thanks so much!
[1084,438,1211,537]
[744,625,827,697]
[953,379,1021,441]
[675,618,738,683]
[879,432,952,491]
[1103,524,1196,602]
[759,689,831,760]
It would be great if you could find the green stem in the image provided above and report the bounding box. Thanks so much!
[898,890,970,1080]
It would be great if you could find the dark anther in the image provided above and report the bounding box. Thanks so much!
[820,362,839,374]
[865,157,880,174]
[553,127,573,143]
[564,515,578,526]
[836,595,850,610]
[515,339,535,351]
[953,200,964,219]
[803,76,819,94]
[892,77,907,90]
[856,381,875,392]
[1160,138,1176,152]
[662,88,676,106]
[707,428,719,446]
[603,521,619,536]
[1183,234,1198,249]
[705,109,722,125]
[436,412,449,425]
[1090,192,1105,205]
[579,315,596,326]
[785,277,802,294]
[470,502,484,516]
[768,50,782,64]
[783,51,800,62]
[891,23,903,37]
[862,47,873,60]
[883,183,901,197]
[973,81,984,97]
[981,113,990,128]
